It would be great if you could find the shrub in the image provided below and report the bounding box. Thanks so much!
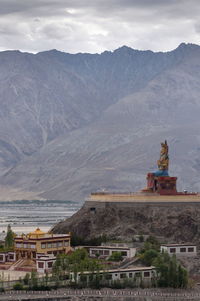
[108,251,123,262]
[13,282,24,290]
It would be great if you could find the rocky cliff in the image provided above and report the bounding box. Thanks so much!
[52,200,200,244]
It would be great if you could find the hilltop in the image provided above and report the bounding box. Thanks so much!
[52,198,200,245]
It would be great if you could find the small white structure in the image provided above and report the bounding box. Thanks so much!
[71,266,156,286]
[0,251,16,263]
[161,244,197,256]
[0,252,7,263]
[87,246,136,259]
[36,254,56,273]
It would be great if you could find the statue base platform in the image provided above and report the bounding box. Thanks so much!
[142,172,177,195]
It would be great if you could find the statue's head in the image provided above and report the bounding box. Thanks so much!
[161,140,168,148]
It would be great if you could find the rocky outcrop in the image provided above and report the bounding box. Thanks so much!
[52,201,200,244]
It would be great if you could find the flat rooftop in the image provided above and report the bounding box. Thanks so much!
[85,245,134,250]
[76,266,155,275]
[161,243,196,247]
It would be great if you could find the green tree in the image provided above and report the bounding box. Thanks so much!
[53,248,103,287]
[23,273,30,285]
[5,224,15,250]
[168,255,178,288]
[141,236,160,253]
[30,270,38,290]
[140,249,159,266]
[108,251,123,261]
[177,264,188,288]
[153,252,188,288]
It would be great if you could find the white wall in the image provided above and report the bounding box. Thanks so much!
[161,245,197,256]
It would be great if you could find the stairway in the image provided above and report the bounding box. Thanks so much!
[8,259,24,270]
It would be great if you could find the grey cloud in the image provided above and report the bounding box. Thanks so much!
[0,0,199,53]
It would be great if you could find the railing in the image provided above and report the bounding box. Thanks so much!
[1,288,200,300]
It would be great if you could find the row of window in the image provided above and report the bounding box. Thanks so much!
[38,261,53,269]
[41,241,69,249]
[170,247,195,253]
[80,271,152,281]
[16,243,36,249]
[119,271,150,278]
[91,249,128,256]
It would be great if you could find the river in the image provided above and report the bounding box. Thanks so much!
[0,200,81,237]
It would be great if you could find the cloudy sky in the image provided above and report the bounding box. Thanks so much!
[0,0,200,54]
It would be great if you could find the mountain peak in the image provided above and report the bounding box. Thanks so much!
[114,45,136,54]
[176,42,200,51]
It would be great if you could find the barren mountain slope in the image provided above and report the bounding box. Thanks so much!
[0,44,200,200]
[2,44,200,200]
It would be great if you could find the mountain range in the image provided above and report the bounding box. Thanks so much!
[0,42,200,201]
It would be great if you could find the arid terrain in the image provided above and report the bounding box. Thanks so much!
[1,43,200,200]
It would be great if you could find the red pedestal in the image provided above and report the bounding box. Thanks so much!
[143,173,177,195]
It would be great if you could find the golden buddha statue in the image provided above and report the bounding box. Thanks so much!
[157,140,169,171]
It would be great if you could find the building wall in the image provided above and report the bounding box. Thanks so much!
[89,247,136,259]
[161,245,197,256]
[0,253,6,263]
[85,193,200,212]
[36,258,56,273]
[74,268,156,286]
[14,236,71,260]
[0,252,16,263]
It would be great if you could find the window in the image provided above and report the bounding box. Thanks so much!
[38,262,44,268]
[41,243,46,249]
[31,244,36,249]
[135,272,141,278]
[80,274,87,282]
[129,273,132,278]
[120,273,126,279]
[121,251,127,256]
[48,262,53,268]
[0,255,4,261]
[144,271,150,277]
[99,250,103,255]
[91,250,96,255]
[52,243,57,248]
[16,243,22,248]
[188,247,194,252]
[64,241,69,246]
[104,250,109,255]
[58,242,62,247]
[105,274,112,280]
[47,243,52,248]
[170,248,176,253]
[180,247,186,253]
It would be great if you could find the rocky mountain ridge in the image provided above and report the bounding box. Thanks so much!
[0,43,200,200]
